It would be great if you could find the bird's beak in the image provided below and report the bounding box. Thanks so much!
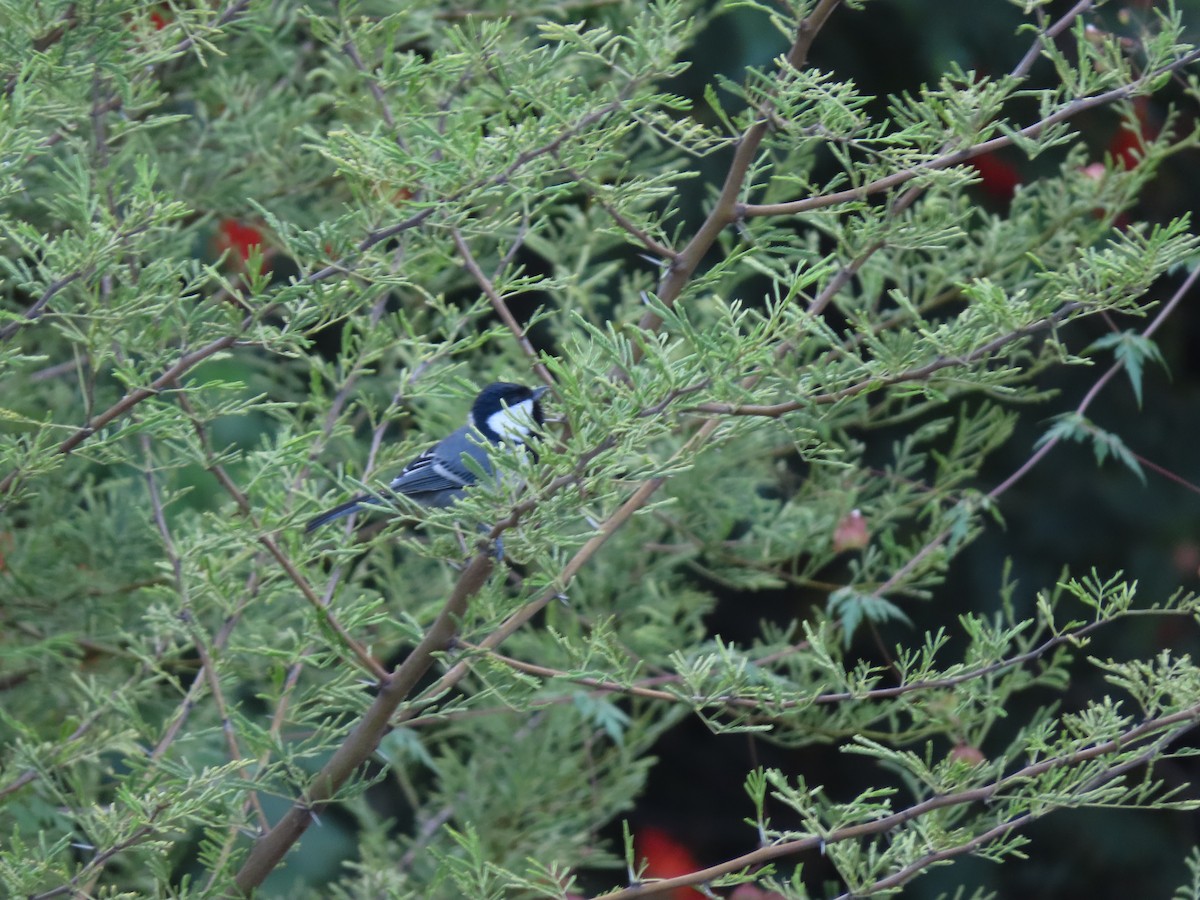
[532,386,550,400]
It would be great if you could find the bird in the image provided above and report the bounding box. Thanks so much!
[305,382,549,533]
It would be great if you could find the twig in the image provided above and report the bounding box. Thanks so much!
[173,392,387,680]
[690,304,1077,416]
[554,156,679,262]
[451,228,556,387]
[831,722,1182,898]
[877,263,1200,598]
[341,38,397,132]
[0,273,85,341]
[233,551,495,893]
[312,83,641,277]
[593,702,1200,898]
[29,811,167,900]
[141,435,269,834]
[623,0,845,355]
[460,603,1178,723]
[740,48,1200,220]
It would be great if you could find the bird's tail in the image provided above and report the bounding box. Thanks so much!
[305,494,374,532]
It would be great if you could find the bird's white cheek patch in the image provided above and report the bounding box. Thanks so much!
[486,399,536,441]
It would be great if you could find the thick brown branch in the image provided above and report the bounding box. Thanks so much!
[627,0,844,351]
[232,551,495,894]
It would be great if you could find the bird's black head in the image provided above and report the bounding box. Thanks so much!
[470,382,548,443]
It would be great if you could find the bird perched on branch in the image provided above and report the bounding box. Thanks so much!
[306,382,548,533]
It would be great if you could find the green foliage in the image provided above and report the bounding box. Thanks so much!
[1087,328,1168,406]
[1,1,1199,898]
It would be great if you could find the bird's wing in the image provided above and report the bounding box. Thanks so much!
[388,426,491,496]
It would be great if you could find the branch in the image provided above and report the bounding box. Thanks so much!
[876,263,1200,598]
[740,48,1200,220]
[171,392,386,680]
[0,272,85,342]
[140,434,267,831]
[0,324,247,500]
[232,550,495,894]
[689,304,1077,417]
[832,722,1182,898]
[30,809,167,900]
[309,83,642,280]
[592,701,1200,898]
[623,0,844,355]
[460,603,1178,723]
[553,156,679,262]
[450,228,556,387]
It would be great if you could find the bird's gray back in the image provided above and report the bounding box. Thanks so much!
[387,425,494,505]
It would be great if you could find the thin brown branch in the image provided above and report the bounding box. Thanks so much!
[712,0,1109,360]
[1011,0,1094,80]
[0,654,162,800]
[0,323,250,501]
[876,263,1200,598]
[141,434,269,834]
[451,228,556,387]
[172,392,387,680]
[392,476,670,740]
[0,272,86,342]
[741,48,1200,220]
[342,84,640,267]
[555,156,679,262]
[832,722,1180,898]
[30,812,166,900]
[341,39,397,131]
[462,603,1177,722]
[593,702,1200,898]
[690,303,1077,417]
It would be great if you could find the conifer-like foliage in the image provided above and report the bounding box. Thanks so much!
[2,1,1200,897]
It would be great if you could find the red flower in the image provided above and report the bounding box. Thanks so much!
[969,151,1021,203]
[635,827,705,899]
[216,219,265,262]
[126,5,171,35]
[1107,96,1157,171]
